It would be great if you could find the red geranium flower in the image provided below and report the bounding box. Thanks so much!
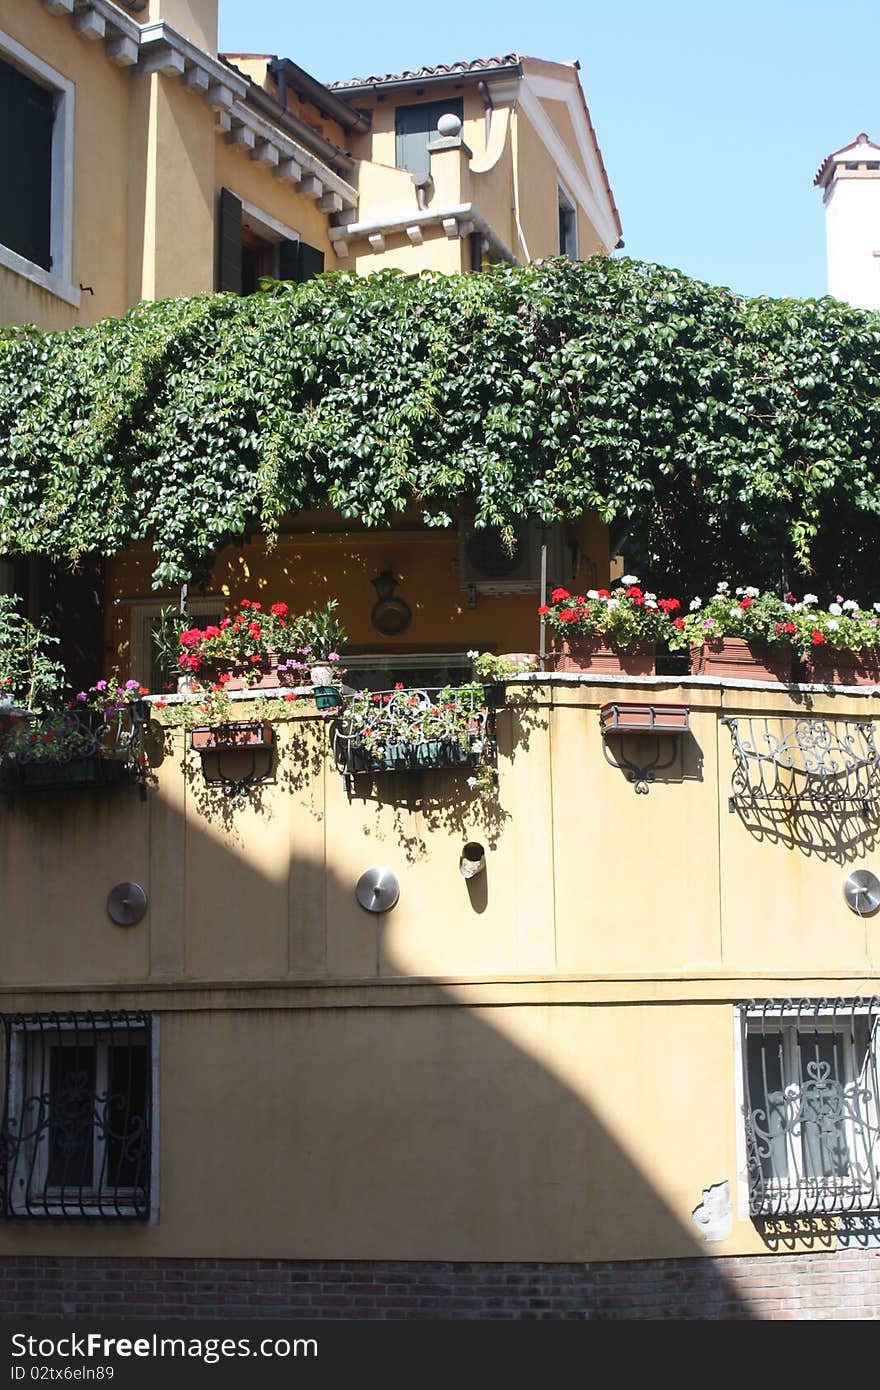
[270,602,289,618]
[740,597,754,610]
[550,587,570,603]
[240,599,252,608]
[597,588,611,600]
[658,597,681,614]
[672,617,685,630]
[538,603,550,616]
[558,608,579,623]
[811,631,825,646]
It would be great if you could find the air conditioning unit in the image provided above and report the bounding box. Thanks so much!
[458,520,576,596]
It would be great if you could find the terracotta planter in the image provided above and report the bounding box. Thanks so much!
[190,722,272,750]
[803,650,880,686]
[197,655,281,692]
[600,702,690,734]
[689,638,791,683]
[552,636,656,676]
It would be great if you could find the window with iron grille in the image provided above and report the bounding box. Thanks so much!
[1,1012,154,1220]
[741,999,880,1218]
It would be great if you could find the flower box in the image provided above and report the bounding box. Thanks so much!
[689,638,791,682]
[553,637,656,676]
[10,756,130,791]
[190,722,272,751]
[200,655,281,692]
[600,702,690,734]
[802,651,880,686]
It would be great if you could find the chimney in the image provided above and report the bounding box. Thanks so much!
[133,1,218,55]
[814,132,880,310]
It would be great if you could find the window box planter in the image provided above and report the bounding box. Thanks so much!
[311,685,343,711]
[802,651,880,686]
[384,738,473,772]
[552,637,656,676]
[200,654,281,692]
[689,638,791,682]
[8,756,131,791]
[190,721,272,750]
[600,702,691,734]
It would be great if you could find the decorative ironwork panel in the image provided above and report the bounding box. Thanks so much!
[333,686,489,780]
[0,703,149,793]
[1,1012,152,1220]
[723,717,880,808]
[742,998,880,1218]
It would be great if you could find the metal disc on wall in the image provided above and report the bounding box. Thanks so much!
[356,867,399,913]
[843,870,880,916]
[107,882,148,926]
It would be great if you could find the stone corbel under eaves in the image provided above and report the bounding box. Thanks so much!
[41,0,141,67]
[328,205,514,262]
[221,105,358,211]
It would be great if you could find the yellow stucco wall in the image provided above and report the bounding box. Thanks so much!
[105,516,608,676]
[1,678,878,1260]
[0,1,338,327]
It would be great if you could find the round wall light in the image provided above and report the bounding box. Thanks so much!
[356,867,400,913]
[843,869,880,916]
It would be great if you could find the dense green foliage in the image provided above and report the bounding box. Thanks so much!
[2,257,880,592]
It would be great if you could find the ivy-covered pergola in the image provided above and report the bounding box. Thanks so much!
[1,256,879,593]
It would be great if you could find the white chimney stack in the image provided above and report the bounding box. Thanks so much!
[815,133,880,310]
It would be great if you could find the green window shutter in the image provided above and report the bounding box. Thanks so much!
[295,241,324,282]
[216,187,242,293]
[0,56,53,270]
[394,97,464,176]
[277,238,299,281]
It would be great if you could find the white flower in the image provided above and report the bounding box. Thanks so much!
[730,605,742,616]
[621,574,639,586]
[826,619,840,631]
[606,598,620,609]
[471,740,484,754]
[716,581,729,593]
[792,602,803,612]
[735,587,744,596]
[644,591,657,603]
[467,649,479,659]
[587,589,599,600]
[745,586,760,598]
[466,777,478,789]
[874,602,880,614]
[783,602,792,611]
[689,597,702,611]
[644,599,658,609]
[829,603,842,616]
[843,600,858,611]
[803,593,818,606]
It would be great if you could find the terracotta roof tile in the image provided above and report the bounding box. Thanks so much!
[329,54,521,91]
[814,132,880,187]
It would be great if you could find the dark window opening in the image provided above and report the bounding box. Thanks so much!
[216,189,324,294]
[0,55,54,270]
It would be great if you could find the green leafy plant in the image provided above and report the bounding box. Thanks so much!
[469,651,537,680]
[338,682,489,769]
[0,594,66,712]
[671,583,797,651]
[292,599,347,666]
[539,578,681,647]
[4,260,880,595]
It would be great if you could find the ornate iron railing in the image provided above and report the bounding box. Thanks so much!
[0,703,149,792]
[1,1011,152,1220]
[742,998,880,1218]
[332,686,490,785]
[722,717,880,809]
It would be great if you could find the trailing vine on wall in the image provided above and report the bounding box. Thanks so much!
[1,257,880,592]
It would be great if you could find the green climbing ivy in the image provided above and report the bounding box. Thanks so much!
[2,256,880,593]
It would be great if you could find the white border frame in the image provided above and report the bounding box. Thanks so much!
[0,28,79,307]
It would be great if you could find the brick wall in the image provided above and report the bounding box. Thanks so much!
[0,1251,877,1319]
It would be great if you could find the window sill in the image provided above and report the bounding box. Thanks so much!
[0,243,80,308]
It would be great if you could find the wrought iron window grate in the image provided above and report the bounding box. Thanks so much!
[1,1011,152,1220]
[722,716,880,809]
[742,998,880,1218]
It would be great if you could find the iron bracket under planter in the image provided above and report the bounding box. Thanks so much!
[600,702,691,794]
[190,722,275,801]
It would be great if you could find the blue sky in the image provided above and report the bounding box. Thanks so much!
[219,0,879,301]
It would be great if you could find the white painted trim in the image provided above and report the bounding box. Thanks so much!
[732,1005,750,1222]
[0,28,78,304]
[238,197,300,244]
[517,73,618,251]
[328,203,515,263]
